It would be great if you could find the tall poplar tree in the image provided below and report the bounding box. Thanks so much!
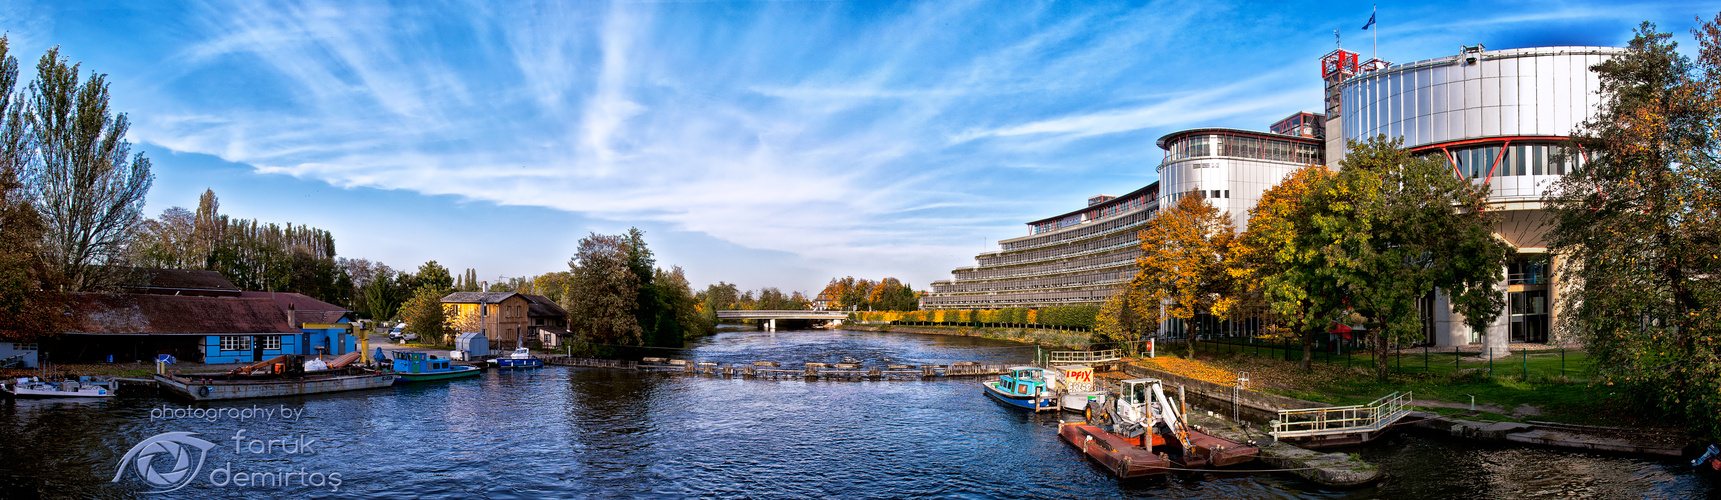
[27,47,152,292]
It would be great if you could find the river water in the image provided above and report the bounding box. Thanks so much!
[1,328,1713,499]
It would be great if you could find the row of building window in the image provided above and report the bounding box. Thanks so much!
[1163,189,1229,206]
[949,252,1138,283]
[1014,209,1154,250]
[1029,194,1153,236]
[1163,133,1323,165]
[1442,143,1581,179]
[976,232,1140,268]
[218,336,281,351]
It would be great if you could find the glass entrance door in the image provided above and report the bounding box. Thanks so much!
[1509,290,1549,343]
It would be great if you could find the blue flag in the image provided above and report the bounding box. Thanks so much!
[1362,13,1375,30]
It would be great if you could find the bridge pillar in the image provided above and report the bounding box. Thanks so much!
[767,319,776,331]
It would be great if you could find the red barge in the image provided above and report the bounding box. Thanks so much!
[1059,378,1258,477]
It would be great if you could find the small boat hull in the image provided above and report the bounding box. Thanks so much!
[391,365,482,383]
[492,358,543,369]
[1060,390,1108,412]
[1059,422,1171,478]
[983,381,1057,411]
[155,371,396,401]
[2,385,114,399]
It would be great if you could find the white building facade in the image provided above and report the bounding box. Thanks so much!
[1336,45,1623,348]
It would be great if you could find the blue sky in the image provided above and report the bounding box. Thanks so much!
[1,1,1712,295]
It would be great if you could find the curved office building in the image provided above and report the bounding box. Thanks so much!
[924,113,1324,311]
[1337,45,1622,347]
[1157,122,1325,230]
[923,185,1159,309]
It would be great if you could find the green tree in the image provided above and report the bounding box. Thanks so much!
[1547,19,1721,438]
[1321,136,1510,383]
[699,281,741,311]
[414,260,453,292]
[623,228,663,345]
[401,284,454,343]
[566,232,641,347]
[1230,165,1341,370]
[27,47,152,292]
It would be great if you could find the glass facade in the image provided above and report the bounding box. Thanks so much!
[1509,290,1549,343]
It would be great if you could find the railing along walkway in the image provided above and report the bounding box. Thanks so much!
[1047,349,1122,365]
[1269,391,1413,439]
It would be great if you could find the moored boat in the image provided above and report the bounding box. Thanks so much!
[490,347,544,369]
[387,351,481,383]
[982,366,1057,411]
[1064,377,1259,477]
[154,354,395,401]
[2,377,115,399]
[1058,421,1172,478]
[1052,365,1108,412]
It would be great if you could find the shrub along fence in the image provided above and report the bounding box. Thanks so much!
[1186,336,1593,381]
[853,305,1100,332]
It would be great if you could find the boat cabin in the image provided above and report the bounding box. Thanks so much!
[999,366,1048,396]
[392,352,452,374]
[1119,378,1157,406]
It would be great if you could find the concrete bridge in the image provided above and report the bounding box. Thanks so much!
[715,310,849,330]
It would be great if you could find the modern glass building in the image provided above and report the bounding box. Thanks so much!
[923,114,1324,310]
[926,44,1620,350]
[1334,45,1623,348]
[1156,126,1324,230]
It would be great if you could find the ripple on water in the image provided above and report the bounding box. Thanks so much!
[0,329,1713,499]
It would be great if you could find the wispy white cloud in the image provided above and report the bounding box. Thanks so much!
[112,0,1378,288]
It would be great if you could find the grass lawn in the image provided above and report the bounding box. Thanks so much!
[1138,343,1654,429]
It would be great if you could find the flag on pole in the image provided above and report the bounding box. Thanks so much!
[1362,13,1376,30]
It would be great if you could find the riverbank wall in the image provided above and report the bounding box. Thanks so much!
[838,324,1090,349]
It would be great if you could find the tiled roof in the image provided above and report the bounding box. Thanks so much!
[124,268,242,296]
[70,294,299,334]
[520,294,568,318]
[239,291,352,325]
[441,291,519,304]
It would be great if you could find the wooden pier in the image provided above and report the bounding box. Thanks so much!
[542,356,1010,380]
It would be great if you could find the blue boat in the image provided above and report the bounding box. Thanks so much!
[387,351,481,383]
[490,347,544,369]
[983,366,1057,411]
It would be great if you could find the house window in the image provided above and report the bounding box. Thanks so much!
[220,336,252,351]
[261,336,282,350]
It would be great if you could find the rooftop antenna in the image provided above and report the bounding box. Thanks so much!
[1334,29,1340,49]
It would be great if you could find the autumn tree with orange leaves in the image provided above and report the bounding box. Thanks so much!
[1228,164,1340,371]
[1549,18,1721,439]
[1126,192,1236,357]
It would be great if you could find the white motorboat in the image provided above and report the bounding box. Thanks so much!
[3,377,115,398]
[490,347,543,368]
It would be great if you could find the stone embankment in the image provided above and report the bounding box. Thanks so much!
[1120,358,1692,458]
[1408,413,1688,456]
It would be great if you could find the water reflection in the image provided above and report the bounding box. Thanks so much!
[0,329,1711,499]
